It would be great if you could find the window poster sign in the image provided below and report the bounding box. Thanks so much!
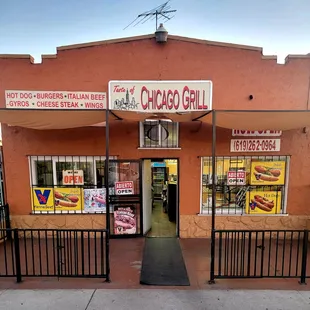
[83,188,107,213]
[5,90,106,110]
[54,188,82,211]
[246,191,282,214]
[63,170,84,185]
[108,80,212,113]
[114,205,137,235]
[32,187,54,211]
[232,130,282,137]
[227,171,246,186]
[115,181,134,195]
[250,161,286,185]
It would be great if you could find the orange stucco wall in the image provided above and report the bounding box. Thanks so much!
[1,38,310,110]
[1,36,310,233]
[2,122,310,217]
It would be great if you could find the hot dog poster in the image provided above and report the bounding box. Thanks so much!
[83,189,107,213]
[32,188,55,211]
[114,206,136,235]
[246,191,282,214]
[54,188,82,211]
[250,161,286,185]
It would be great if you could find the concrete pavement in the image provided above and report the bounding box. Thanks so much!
[0,289,310,310]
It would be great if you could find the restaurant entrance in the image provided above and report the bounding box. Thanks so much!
[142,158,179,238]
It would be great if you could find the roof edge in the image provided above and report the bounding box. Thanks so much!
[57,34,155,51]
[0,54,34,63]
[56,33,263,52]
[261,55,278,60]
[168,35,262,52]
[41,54,57,59]
[285,54,310,61]
[1,35,309,64]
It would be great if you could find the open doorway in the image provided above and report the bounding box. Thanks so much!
[142,158,179,237]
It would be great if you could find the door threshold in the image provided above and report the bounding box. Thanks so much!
[145,235,177,238]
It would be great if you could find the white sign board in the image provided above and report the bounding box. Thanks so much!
[5,91,106,110]
[227,171,246,186]
[108,80,212,113]
[232,130,282,137]
[115,181,134,195]
[62,170,84,185]
[230,139,281,152]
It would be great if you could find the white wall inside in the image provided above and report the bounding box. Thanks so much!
[142,159,152,235]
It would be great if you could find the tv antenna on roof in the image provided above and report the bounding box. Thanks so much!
[124,1,177,31]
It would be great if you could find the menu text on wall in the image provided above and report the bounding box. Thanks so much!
[5,91,106,110]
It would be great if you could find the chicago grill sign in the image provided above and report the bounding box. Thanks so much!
[108,80,212,113]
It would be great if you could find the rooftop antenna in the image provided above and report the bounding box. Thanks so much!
[124,1,177,31]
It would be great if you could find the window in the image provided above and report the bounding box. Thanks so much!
[139,120,179,148]
[200,155,290,215]
[29,156,116,214]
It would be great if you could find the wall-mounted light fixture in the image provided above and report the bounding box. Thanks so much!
[155,23,168,43]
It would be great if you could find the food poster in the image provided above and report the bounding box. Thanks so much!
[83,189,107,212]
[32,188,54,212]
[246,191,282,214]
[250,161,286,185]
[114,205,136,235]
[54,188,82,211]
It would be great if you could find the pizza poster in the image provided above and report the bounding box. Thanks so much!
[114,205,137,235]
[246,191,282,214]
[250,161,286,185]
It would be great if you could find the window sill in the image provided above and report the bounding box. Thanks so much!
[198,212,289,217]
[138,147,181,150]
[30,211,109,215]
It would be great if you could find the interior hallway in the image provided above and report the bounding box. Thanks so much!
[147,201,176,237]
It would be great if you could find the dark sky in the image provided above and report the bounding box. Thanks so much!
[0,0,309,62]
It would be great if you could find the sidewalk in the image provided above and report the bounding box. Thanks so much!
[0,289,310,309]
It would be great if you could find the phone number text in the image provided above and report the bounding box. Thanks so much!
[230,139,281,152]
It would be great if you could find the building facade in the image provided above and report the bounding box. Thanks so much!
[1,34,310,237]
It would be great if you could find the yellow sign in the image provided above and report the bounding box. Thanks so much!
[32,188,54,212]
[250,161,286,185]
[246,191,282,214]
[54,188,82,211]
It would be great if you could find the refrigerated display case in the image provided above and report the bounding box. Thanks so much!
[152,166,166,199]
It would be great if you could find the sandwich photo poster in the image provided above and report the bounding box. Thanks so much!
[246,191,282,214]
[250,161,286,185]
[54,188,82,211]
[113,205,137,235]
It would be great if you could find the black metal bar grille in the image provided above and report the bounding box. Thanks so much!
[0,228,109,282]
[201,155,289,215]
[29,155,116,214]
[213,229,310,283]
[140,120,179,148]
[0,204,10,240]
